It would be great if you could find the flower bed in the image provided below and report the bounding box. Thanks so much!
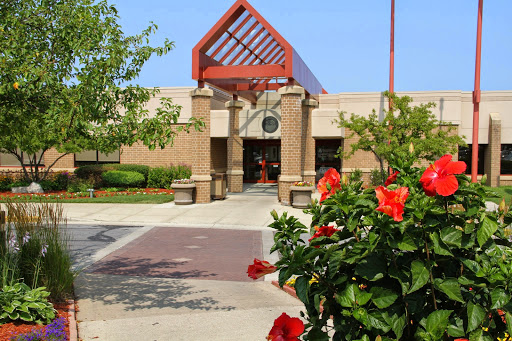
[0,188,173,201]
[0,301,72,340]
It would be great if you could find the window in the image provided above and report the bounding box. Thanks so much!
[501,145,512,174]
[0,149,44,167]
[74,150,120,167]
[316,140,341,182]
[458,145,485,175]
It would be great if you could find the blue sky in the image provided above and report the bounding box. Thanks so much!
[112,0,511,94]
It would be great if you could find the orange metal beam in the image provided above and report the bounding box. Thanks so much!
[203,64,286,79]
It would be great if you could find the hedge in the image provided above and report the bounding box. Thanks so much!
[101,171,145,188]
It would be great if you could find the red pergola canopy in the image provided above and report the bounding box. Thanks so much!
[192,0,326,101]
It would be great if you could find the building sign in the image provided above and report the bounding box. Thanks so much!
[262,116,279,134]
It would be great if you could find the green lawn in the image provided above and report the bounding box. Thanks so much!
[0,193,174,204]
[484,186,512,205]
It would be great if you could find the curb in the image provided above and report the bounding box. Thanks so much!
[67,300,78,341]
[271,281,299,300]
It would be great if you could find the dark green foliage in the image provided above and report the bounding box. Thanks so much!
[67,178,94,193]
[102,170,145,188]
[349,168,363,183]
[147,164,192,189]
[106,164,150,185]
[75,164,150,188]
[271,156,512,340]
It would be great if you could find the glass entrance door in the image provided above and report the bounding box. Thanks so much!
[243,140,281,183]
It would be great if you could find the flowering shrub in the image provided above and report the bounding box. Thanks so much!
[293,181,314,187]
[255,155,512,340]
[10,317,67,341]
[172,178,195,184]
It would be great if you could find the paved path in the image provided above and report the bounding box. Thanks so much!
[65,184,312,341]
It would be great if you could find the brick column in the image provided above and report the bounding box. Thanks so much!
[278,86,304,205]
[226,100,245,192]
[484,112,501,187]
[189,88,213,203]
[302,99,318,184]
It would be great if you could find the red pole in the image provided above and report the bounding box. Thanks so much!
[471,0,483,183]
[389,0,395,104]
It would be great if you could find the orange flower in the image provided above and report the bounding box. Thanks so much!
[375,186,409,222]
[317,168,341,202]
[308,225,339,247]
[385,170,399,186]
[247,258,277,280]
[419,154,466,197]
[267,313,304,341]
[13,82,19,90]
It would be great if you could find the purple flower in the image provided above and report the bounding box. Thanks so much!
[41,244,48,257]
[8,234,19,253]
[22,232,30,245]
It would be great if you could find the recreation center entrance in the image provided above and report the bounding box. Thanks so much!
[243,140,281,183]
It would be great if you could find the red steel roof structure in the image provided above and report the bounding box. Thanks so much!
[192,0,326,102]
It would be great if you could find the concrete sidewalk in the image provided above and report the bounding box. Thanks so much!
[68,184,314,341]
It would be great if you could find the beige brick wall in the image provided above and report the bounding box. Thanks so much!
[302,100,317,183]
[44,149,74,169]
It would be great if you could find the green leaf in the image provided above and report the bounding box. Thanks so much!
[294,276,309,304]
[336,284,357,308]
[370,287,399,309]
[477,216,498,247]
[307,327,329,341]
[356,291,373,306]
[490,287,510,309]
[367,311,391,332]
[447,316,465,337]
[440,226,462,247]
[397,232,418,251]
[408,260,429,294]
[430,232,453,256]
[425,310,452,340]
[19,311,33,322]
[437,278,464,303]
[355,254,386,281]
[467,302,485,332]
[505,312,512,337]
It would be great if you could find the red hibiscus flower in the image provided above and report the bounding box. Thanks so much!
[385,170,399,186]
[308,225,339,247]
[375,186,409,222]
[419,154,466,197]
[267,313,304,341]
[317,168,341,202]
[247,258,277,280]
[454,339,469,341]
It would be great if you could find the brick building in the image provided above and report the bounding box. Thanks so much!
[1,0,511,204]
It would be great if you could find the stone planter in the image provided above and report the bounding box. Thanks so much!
[290,186,314,209]
[171,183,196,205]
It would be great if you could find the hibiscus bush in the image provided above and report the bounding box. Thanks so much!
[259,154,512,340]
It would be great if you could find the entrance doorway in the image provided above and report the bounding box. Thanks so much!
[243,140,281,183]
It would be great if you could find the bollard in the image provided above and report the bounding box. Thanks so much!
[87,189,95,198]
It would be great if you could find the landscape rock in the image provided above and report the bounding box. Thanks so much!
[27,182,44,193]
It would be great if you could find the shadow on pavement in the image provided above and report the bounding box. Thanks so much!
[76,273,236,312]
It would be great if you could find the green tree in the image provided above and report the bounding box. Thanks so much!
[337,92,466,184]
[0,0,203,182]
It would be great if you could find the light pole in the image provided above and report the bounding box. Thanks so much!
[471,0,483,182]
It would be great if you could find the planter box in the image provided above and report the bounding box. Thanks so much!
[290,186,314,209]
[171,183,196,205]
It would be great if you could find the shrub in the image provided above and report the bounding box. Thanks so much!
[106,164,150,184]
[263,155,512,340]
[370,168,386,187]
[67,178,94,193]
[147,167,173,189]
[349,168,363,183]
[74,165,103,188]
[102,170,145,188]
[0,174,14,191]
[174,164,192,180]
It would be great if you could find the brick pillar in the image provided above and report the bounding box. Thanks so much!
[189,88,213,203]
[302,99,318,184]
[226,100,245,192]
[484,112,501,187]
[278,86,304,205]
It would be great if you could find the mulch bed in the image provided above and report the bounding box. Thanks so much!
[0,301,71,341]
[0,188,173,200]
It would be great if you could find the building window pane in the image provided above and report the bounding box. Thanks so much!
[75,150,120,167]
[458,145,485,175]
[0,149,44,167]
[501,145,512,175]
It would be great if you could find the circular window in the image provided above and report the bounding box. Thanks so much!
[262,116,279,134]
